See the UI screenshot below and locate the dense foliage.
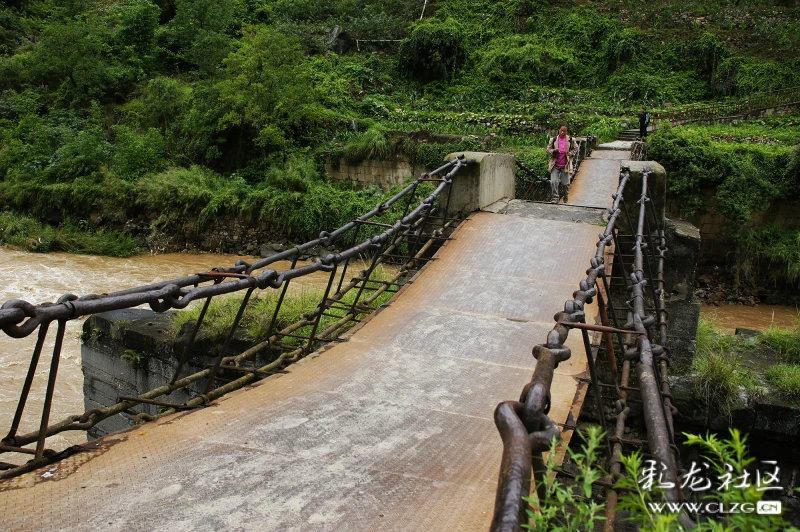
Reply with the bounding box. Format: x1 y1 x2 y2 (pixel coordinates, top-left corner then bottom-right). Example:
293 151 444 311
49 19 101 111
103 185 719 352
648 114 800 283
0 0 798 255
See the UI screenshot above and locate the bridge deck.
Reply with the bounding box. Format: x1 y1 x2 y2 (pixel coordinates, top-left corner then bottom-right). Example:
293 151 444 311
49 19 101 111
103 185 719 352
1 210 602 531
566 149 630 208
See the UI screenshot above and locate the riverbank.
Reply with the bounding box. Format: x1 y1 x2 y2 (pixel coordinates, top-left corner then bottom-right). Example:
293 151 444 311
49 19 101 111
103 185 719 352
695 263 800 307
0 211 141 257
0 209 346 260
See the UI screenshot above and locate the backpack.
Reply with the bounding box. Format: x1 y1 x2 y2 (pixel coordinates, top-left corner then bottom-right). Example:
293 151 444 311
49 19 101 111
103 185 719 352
644 112 650 125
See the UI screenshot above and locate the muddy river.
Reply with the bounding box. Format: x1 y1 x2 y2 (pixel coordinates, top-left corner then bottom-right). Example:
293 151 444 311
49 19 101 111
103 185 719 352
0 249 369 454
701 303 799 334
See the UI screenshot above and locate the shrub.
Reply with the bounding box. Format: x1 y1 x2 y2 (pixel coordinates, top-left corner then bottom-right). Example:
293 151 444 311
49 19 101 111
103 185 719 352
607 67 710 106
0 211 140 257
476 35 583 89
618 429 799 531
398 18 467 83
759 324 800 362
343 128 390 163
736 225 800 286
112 126 168 180
135 165 247 225
523 425 606 530
647 126 734 215
602 27 645 70
692 317 757 416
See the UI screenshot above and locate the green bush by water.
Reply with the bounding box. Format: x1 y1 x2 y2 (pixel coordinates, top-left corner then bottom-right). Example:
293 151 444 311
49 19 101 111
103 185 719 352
692 317 758 415
760 324 800 363
0 211 140 257
648 119 800 285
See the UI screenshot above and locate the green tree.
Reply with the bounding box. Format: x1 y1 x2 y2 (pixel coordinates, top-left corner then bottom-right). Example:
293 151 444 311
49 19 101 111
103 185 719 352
111 0 161 57
27 17 136 103
159 0 245 76
399 18 467 83
217 25 320 158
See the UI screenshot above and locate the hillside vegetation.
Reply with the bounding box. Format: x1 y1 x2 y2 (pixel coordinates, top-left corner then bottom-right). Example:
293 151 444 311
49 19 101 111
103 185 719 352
648 112 800 285
0 0 799 254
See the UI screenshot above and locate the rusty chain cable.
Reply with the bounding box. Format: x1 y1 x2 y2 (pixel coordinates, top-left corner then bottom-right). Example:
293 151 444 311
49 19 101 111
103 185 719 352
491 165 694 531
0 155 471 478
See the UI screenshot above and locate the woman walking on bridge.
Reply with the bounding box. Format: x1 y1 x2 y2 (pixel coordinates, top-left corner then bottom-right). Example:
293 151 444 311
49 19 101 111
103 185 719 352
547 124 578 203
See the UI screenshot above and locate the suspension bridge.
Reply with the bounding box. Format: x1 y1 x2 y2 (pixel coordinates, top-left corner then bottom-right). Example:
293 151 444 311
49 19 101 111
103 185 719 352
0 136 688 531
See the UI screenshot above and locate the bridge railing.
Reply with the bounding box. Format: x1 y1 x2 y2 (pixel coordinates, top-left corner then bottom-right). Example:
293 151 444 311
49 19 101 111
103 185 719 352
0 156 471 479
491 167 693 531
654 85 800 126
630 140 647 161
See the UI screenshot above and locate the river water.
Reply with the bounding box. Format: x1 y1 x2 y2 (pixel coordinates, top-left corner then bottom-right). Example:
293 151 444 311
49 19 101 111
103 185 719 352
700 303 799 334
0 249 363 455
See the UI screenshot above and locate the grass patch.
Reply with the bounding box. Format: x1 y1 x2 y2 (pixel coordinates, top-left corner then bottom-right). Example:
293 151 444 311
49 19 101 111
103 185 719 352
169 288 322 343
692 317 758 415
0 211 141 257
695 315 737 355
759 324 800 362
343 128 390 163
765 364 800 401
170 264 397 345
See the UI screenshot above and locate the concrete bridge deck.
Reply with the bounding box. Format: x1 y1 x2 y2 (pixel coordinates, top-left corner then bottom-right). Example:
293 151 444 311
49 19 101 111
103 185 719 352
567 144 632 209
0 147 632 531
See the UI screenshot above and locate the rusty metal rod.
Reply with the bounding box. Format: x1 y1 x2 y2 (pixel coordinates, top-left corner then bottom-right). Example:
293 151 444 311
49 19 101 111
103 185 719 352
561 322 645 336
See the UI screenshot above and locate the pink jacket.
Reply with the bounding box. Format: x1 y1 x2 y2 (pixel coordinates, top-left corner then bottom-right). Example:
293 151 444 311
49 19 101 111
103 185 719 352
547 135 578 173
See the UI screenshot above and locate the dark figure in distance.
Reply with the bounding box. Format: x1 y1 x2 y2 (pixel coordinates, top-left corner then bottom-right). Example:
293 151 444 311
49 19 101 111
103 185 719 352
638 107 650 138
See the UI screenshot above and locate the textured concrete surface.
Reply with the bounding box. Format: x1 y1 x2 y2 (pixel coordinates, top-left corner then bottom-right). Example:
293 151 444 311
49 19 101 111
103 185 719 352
484 198 606 225
0 211 601 532
590 149 631 160
566 158 622 209
443 152 515 216
596 140 633 150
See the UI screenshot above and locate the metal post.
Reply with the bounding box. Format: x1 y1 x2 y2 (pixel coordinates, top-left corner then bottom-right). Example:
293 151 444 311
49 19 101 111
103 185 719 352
306 265 339 352
336 226 361 295
204 287 255 394
580 323 612 457
170 290 217 387
3 322 50 443
267 256 299 338
35 320 66 460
